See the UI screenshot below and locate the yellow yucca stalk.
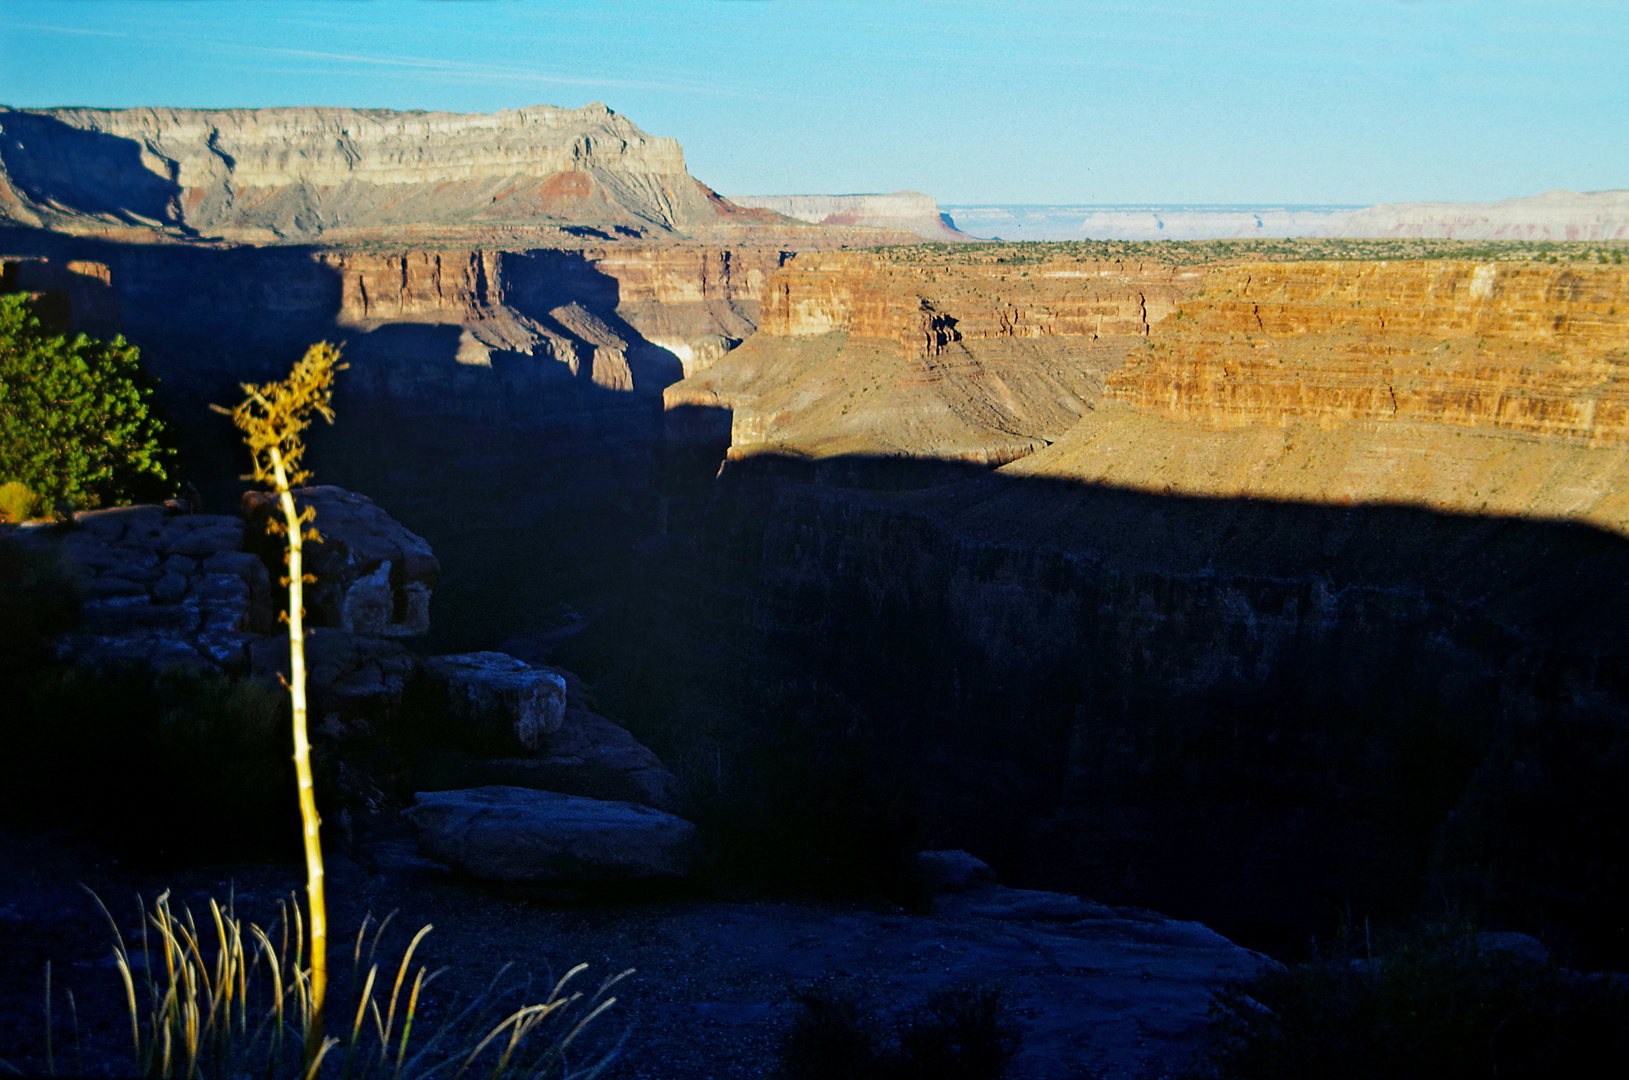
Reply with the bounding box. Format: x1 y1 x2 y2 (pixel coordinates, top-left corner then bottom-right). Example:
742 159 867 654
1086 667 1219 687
215 342 347 1067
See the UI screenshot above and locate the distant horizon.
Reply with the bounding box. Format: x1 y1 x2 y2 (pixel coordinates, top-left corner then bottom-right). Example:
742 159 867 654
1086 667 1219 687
2 1 1625 205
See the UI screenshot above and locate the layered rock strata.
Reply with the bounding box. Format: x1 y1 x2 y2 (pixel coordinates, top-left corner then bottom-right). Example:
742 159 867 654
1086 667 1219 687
0 103 921 246
660 247 1629 946
0 104 749 243
666 252 1198 463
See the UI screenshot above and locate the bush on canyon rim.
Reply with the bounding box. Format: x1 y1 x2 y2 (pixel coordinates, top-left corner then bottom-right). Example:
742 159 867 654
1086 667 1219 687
0 292 172 516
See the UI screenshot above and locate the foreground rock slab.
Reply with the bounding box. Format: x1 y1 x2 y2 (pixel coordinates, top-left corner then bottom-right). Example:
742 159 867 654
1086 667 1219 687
404 786 696 883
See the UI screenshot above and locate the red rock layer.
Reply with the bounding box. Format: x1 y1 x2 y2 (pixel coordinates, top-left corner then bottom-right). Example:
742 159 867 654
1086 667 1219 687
1109 261 1629 443
758 252 1200 356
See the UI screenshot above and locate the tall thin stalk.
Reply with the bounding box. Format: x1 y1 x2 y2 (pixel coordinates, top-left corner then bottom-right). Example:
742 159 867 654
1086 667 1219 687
216 342 346 1068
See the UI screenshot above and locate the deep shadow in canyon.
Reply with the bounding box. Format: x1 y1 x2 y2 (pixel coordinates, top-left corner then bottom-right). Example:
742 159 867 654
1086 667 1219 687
6 225 1627 972
563 444 1629 969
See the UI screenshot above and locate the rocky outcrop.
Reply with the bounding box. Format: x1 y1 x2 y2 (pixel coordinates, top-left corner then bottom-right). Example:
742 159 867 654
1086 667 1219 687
404 785 697 882
48 504 269 672
423 652 567 753
728 190 970 242
415 707 684 815
242 486 438 637
40 487 439 683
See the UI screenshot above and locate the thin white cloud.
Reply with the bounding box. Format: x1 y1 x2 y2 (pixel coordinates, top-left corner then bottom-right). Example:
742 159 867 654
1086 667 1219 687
1 20 756 98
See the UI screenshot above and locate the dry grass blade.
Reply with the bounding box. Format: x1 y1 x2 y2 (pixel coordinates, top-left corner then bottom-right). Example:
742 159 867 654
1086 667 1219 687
69 888 627 1080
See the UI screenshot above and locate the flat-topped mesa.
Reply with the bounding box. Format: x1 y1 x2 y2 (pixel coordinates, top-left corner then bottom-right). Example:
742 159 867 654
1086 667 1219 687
1331 189 1629 241
729 190 971 242
1109 260 1629 443
0 103 810 243
758 250 1198 356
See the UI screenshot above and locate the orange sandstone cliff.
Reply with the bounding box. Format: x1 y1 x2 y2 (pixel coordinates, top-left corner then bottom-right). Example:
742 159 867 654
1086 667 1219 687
669 250 1629 533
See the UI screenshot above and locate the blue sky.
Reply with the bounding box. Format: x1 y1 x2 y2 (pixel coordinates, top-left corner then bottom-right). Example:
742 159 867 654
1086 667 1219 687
1 1 1625 205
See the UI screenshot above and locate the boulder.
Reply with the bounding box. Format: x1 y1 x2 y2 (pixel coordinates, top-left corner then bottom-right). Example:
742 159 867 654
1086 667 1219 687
241 486 438 637
935 886 1116 922
250 628 413 734
424 652 567 753
416 739 682 814
404 786 697 883
915 849 999 895
1475 931 1551 965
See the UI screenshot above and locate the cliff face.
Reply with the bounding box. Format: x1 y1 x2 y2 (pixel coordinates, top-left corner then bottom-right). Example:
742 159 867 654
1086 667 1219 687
0 104 873 245
657 248 1629 950
757 251 1193 352
319 245 777 379
681 251 1629 528
667 251 1197 463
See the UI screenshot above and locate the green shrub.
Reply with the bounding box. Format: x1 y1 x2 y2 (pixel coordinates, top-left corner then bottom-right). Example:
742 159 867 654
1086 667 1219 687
775 984 1020 1080
1194 928 1629 1080
0 292 173 513
0 478 42 521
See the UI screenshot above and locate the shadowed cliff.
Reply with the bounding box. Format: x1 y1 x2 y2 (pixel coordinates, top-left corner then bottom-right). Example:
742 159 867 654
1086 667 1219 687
560 444 1629 965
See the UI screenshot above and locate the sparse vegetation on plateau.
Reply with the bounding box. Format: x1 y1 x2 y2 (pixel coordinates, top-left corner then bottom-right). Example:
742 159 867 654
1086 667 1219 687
883 238 1629 266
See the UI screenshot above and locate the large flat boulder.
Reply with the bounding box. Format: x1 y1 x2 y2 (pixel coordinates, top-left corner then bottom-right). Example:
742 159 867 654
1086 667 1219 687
404 786 696 883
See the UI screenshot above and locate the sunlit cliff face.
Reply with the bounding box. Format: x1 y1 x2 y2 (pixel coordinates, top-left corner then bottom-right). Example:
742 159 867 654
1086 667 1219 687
674 251 1629 534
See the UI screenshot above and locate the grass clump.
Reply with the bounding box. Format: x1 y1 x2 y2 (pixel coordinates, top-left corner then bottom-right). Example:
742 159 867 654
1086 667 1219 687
775 984 1019 1080
1193 926 1629 1079
4 890 628 1080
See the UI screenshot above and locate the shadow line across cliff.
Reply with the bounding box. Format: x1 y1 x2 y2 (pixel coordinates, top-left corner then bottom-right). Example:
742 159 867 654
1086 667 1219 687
575 442 1629 964
0 225 689 645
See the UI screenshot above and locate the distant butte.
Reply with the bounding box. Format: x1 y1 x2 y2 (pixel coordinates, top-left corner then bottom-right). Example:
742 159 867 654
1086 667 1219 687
728 189 972 242
0 103 918 247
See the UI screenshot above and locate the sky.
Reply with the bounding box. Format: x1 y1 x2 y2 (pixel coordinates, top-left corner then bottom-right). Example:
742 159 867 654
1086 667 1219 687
1 0 1626 206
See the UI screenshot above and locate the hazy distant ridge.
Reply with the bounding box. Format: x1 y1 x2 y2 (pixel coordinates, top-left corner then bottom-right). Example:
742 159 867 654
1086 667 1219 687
942 190 1629 242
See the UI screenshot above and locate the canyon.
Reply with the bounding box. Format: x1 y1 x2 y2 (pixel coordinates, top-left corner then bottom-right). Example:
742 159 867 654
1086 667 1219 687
5 104 1629 1074
656 247 1629 963
10 210 1629 964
